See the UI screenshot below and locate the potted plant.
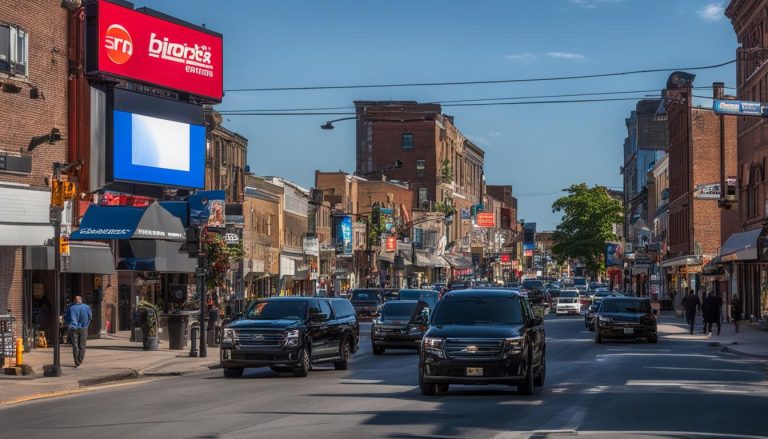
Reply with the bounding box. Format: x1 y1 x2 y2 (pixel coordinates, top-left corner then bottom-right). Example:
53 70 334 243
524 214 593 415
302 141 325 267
133 300 160 351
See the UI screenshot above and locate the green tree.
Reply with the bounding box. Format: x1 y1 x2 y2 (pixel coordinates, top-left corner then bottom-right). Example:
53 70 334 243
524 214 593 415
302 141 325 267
551 184 623 278
440 159 453 184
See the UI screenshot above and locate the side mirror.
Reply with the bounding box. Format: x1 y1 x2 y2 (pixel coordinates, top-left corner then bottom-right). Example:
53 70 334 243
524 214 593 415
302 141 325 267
310 312 328 323
528 317 543 327
413 315 426 325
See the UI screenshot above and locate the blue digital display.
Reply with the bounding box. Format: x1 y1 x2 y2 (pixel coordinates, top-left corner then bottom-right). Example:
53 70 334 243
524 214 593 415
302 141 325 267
113 110 205 188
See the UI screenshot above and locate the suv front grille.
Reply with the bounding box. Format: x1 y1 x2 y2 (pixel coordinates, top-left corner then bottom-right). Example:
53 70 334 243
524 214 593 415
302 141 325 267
234 329 285 348
444 338 504 360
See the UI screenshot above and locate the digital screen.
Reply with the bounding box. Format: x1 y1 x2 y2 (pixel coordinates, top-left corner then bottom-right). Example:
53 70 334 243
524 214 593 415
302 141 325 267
112 109 205 188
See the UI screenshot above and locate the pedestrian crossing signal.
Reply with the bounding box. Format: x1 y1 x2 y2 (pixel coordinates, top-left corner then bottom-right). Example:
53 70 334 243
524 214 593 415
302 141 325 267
59 235 70 256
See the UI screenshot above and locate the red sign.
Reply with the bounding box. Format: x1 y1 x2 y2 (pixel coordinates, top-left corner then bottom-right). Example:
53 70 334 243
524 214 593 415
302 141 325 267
94 0 223 101
476 212 496 228
385 236 397 252
500 254 511 263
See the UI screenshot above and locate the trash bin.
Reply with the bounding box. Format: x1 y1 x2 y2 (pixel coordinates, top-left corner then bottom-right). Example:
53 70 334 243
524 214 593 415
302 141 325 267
166 313 189 350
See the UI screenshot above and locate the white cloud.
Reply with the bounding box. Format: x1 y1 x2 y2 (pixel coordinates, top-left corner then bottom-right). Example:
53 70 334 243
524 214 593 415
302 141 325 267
546 51 587 61
569 0 624 8
697 2 725 22
506 53 537 62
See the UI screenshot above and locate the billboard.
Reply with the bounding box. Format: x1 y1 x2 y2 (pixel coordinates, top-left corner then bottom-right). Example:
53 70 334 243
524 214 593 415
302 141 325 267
89 0 223 101
693 182 721 200
110 88 205 188
476 212 495 227
334 215 352 256
606 242 623 267
189 190 226 227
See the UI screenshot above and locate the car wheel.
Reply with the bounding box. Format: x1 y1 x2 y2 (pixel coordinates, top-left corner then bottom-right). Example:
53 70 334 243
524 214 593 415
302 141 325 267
648 334 658 343
517 350 534 395
293 347 310 377
436 383 450 393
223 367 244 378
334 338 351 370
534 351 546 387
269 365 292 373
419 367 437 396
372 345 385 355
595 330 605 344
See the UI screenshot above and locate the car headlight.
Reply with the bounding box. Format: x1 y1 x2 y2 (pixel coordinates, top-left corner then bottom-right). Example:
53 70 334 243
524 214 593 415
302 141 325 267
422 337 445 358
598 316 613 327
285 329 300 347
503 337 523 355
222 328 235 344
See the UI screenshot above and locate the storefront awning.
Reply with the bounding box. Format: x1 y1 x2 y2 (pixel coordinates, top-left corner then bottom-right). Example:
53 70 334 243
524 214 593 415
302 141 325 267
414 251 450 268
720 229 761 262
660 254 703 268
24 243 116 274
71 203 186 241
378 251 395 263
442 255 473 269
116 240 196 273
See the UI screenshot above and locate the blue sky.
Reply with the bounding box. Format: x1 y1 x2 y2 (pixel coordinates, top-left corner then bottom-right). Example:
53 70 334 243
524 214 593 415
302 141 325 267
138 0 737 230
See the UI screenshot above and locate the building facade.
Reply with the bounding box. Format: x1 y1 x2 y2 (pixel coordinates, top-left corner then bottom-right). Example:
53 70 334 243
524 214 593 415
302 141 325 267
243 175 282 298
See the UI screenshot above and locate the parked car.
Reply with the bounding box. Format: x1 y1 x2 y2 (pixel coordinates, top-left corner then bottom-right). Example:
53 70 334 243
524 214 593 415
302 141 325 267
220 297 360 378
418 289 546 395
555 289 581 315
372 300 430 354
585 302 600 331
594 297 658 344
448 280 472 291
349 288 383 317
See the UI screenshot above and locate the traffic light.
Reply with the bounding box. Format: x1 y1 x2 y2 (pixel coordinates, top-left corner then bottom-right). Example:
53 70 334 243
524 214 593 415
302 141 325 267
470 205 477 217
371 203 381 228
186 226 200 257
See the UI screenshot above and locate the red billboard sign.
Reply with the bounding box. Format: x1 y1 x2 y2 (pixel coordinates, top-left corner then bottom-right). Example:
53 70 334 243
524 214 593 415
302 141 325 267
92 0 223 101
476 212 496 228
385 236 397 252
500 254 511 263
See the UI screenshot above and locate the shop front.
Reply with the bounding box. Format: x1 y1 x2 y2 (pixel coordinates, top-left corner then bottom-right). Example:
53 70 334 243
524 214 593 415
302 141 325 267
660 255 705 310
442 255 474 280
720 229 765 322
413 250 449 287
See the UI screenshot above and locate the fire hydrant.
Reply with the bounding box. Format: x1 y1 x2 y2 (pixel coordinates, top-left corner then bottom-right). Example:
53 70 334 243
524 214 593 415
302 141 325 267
15 337 23 366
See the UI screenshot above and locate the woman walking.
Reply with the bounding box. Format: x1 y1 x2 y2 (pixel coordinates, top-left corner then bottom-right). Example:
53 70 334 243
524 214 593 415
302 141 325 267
731 295 743 333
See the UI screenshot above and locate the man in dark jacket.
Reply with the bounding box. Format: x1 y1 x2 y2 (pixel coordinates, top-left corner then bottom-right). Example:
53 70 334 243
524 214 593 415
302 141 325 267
681 289 700 335
64 296 92 368
703 292 723 335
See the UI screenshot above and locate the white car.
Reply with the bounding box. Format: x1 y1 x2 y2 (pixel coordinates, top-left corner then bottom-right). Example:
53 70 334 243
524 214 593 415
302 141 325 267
556 289 581 315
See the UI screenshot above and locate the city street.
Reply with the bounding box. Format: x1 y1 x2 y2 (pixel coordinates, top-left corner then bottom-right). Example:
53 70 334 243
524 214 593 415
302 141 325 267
2 316 766 439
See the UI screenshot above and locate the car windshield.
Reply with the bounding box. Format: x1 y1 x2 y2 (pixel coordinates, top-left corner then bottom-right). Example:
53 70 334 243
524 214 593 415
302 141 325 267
600 299 651 313
381 302 417 320
560 291 579 298
432 297 523 325
399 290 422 300
522 280 544 289
245 300 308 320
351 290 379 301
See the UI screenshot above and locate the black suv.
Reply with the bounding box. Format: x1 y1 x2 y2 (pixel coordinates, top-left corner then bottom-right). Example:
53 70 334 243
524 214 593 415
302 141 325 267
521 279 545 305
418 289 546 396
220 297 360 378
594 296 657 344
349 288 383 317
372 300 430 354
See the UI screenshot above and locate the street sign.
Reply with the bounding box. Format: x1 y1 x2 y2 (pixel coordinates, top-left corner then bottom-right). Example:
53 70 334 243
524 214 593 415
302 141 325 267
476 212 495 227
693 182 721 200
713 100 765 117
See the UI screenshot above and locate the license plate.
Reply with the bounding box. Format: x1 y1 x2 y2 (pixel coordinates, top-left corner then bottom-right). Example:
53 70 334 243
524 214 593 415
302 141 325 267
623 328 634 334
466 367 483 377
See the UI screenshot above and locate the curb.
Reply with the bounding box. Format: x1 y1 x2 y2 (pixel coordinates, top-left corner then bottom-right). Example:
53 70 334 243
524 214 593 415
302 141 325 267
77 369 139 387
719 345 768 360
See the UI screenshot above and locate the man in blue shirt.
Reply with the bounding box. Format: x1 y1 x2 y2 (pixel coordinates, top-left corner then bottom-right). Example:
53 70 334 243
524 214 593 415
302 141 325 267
65 296 92 368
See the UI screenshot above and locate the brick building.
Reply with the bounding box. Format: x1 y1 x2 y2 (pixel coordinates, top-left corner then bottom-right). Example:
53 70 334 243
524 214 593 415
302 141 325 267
354 101 484 254
205 109 247 204
243 175 282 298
660 72 737 302
0 1 120 347
726 0 768 321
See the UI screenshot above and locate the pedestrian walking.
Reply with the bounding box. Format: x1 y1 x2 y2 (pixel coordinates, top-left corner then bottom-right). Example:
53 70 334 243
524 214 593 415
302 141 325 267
702 292 719 335
64 296 92 368
731 295 743 333
681 289 700 335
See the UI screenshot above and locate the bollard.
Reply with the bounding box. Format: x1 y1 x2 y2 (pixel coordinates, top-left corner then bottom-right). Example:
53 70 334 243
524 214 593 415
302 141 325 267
16 337 23 366
189 324 199 358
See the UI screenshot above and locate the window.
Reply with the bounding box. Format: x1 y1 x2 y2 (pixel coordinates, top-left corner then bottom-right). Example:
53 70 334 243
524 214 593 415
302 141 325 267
0 24 28 77
416 160 426 177
318 300 333 319
402 133 413 149
418 187 428 208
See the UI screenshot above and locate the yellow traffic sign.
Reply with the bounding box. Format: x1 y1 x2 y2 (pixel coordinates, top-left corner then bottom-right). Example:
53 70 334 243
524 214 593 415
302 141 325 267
50 180 63 207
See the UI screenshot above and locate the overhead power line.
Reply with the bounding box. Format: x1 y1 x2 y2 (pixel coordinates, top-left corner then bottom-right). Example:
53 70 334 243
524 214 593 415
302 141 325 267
223 59 736 92
217 86 734 114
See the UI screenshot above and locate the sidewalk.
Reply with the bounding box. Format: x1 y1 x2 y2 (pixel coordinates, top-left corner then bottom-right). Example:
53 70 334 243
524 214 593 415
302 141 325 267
0 331 220 406
657 311 768 359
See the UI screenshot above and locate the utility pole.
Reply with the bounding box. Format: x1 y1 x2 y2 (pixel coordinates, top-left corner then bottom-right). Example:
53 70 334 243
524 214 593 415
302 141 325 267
198 248 207 358
44 161 79 378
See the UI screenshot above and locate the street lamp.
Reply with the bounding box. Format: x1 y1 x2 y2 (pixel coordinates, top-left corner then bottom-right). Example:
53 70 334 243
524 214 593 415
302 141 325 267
320 117 358 130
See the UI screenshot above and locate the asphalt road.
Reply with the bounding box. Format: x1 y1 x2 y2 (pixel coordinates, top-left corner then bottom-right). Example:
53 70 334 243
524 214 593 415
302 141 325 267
2 315 767 439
